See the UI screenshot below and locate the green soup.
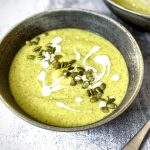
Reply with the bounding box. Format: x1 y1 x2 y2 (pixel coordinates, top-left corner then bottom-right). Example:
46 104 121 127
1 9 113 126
112 0 150 15
9 28 128 127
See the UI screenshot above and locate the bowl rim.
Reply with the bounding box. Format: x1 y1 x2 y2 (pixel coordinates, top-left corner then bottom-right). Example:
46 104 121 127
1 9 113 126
0 8 144 132
105 0 150 18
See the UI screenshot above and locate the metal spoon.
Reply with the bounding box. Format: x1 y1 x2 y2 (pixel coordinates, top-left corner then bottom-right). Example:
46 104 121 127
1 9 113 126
122 119 150 150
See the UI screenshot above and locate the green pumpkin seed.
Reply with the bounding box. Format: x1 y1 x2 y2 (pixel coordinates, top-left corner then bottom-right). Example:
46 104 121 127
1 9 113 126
87 76 95 81
89 89 94 96
77 79 83 84
62 70 71 77
27 55 36 59
90 97 98 103
77 67 85 72
107 103 117 109
32 37 40 45
69 59 76 64
82 81 89 89
86 69 93 74
60 62 65 68
63 62 68 67
99 83 106 90
95 93 102 99
68 67 74 70
87 89 91 97
70 79 77 86
33 46 42 52
71 72 78 78
101 107 109 113
95 87 103 94
78 71 84 76
93 88 97 95
54 55 63 60
53 61 61 69
107 96 115 104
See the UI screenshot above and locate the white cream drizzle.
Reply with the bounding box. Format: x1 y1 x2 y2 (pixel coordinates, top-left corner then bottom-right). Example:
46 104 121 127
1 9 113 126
75 97 83 103
83 45 100 72
38 71 46 81
56 101 80 112
83 46 111 82
40 60 49 69
112 74 120 81
73 47 81 60
51 36 62 53
99 101 106 108
38 70 63 96
94 55 111 77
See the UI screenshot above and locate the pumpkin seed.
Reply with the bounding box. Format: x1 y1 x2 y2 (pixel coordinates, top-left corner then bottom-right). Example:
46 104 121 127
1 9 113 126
68 67 74 70
71 72 78 78
107 103 117 109
95 87 103 94
77 79 83 84
99 83 106 90
32 37 40 45
90 97 98 103
77 67 85 72
60 62 65 68
86 69 93 74
27 55 36 59
95 93 102 99
82 81 89 89
70 79 77 86
53 61 61 69
87 89 91 97
87 75 95 81
93 88 97 95
63 62 68 68
101 107 109 113
107 96 115 104
33 46 42 52
62 70 71 77
69 59 76 64
54 55 63 60
78 71 84 76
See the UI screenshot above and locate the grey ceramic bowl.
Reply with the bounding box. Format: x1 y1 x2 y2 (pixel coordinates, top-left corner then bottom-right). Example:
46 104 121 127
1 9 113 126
104 0 150 30
0 9 144 131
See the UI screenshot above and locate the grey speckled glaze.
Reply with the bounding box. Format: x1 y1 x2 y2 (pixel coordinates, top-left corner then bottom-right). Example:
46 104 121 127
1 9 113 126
104 0 150 30
0 9 144 132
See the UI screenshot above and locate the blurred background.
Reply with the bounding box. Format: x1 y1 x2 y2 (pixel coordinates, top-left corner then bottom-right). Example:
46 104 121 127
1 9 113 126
0 0 150 150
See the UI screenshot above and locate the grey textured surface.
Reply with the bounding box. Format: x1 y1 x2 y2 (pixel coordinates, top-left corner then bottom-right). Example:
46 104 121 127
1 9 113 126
0 0 149 150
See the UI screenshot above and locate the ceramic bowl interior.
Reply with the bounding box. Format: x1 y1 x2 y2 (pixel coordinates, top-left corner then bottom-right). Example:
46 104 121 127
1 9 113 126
0 9 144 131
104 0 150 30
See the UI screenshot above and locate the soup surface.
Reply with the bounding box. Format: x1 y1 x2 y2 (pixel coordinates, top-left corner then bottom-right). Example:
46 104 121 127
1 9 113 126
112 0 150 15
9 28 128 127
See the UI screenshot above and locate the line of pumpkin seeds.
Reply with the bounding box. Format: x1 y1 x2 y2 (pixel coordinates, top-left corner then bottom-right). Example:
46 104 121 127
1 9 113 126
26 37 117 112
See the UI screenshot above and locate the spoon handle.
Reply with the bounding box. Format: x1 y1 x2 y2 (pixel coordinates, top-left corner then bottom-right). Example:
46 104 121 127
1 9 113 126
122 119 150 150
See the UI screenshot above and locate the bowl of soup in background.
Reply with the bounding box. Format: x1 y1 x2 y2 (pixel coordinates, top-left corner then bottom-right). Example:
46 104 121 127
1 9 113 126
0 9 144 131
104 0 150 30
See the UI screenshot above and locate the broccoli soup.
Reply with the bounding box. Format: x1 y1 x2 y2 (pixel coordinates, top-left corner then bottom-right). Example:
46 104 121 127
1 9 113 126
112 0 150 15
9 28 128 127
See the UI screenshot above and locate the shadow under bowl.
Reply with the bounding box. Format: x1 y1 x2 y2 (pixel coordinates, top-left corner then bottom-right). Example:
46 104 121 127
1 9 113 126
104 0 150 30
0 9 144 131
